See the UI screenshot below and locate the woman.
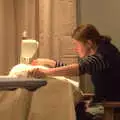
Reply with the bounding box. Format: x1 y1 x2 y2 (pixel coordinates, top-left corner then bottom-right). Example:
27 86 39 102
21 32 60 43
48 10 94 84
29 24 120 119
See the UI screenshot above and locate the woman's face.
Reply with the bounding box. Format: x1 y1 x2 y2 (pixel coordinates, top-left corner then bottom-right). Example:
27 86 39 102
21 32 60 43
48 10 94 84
72 39 93 58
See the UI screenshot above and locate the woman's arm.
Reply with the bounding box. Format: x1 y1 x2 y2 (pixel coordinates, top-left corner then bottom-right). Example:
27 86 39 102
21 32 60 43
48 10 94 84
28 63 80 78
45 63 79 77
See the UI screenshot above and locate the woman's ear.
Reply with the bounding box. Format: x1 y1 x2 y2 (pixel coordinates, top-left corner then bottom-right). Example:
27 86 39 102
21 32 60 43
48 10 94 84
86 40 94 49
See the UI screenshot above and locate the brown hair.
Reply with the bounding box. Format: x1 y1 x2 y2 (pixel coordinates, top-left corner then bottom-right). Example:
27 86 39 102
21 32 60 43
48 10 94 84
72 24 111 44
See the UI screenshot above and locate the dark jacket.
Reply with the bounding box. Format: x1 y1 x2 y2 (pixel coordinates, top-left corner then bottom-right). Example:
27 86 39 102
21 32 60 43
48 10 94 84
92 40 120 102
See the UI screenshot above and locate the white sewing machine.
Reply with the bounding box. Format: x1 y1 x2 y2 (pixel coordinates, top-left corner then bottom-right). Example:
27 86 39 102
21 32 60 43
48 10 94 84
20 39 39 64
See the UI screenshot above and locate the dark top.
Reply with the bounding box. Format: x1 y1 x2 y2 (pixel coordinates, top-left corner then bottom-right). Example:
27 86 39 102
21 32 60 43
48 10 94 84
79 39 120 102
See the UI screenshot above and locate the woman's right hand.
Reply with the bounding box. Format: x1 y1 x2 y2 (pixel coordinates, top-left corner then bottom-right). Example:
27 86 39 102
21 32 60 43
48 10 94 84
28 68 47 78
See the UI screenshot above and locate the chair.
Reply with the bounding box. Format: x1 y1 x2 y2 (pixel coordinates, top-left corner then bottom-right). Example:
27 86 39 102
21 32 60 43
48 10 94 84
102 101 120 120
82 93 120 120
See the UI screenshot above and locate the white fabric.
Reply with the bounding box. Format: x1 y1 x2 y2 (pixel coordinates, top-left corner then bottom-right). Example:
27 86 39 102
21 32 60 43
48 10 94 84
8 64 48 78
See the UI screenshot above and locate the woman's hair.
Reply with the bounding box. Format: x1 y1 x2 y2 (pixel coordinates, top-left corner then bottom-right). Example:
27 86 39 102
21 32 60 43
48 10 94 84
72 24 111 45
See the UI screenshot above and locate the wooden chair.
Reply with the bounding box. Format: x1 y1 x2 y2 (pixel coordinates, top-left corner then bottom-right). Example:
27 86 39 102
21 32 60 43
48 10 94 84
102 101 120 120
83 93 120 120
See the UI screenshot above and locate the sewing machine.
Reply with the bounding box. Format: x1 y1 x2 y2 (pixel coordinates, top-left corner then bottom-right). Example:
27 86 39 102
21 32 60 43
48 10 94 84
20 38 39 64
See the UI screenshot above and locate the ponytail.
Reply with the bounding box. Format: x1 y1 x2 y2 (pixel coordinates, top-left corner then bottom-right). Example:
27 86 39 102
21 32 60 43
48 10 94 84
99 35 112 43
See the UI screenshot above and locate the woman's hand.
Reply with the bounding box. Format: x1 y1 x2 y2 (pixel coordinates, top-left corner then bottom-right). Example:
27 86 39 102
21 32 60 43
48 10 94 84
28 68 47 78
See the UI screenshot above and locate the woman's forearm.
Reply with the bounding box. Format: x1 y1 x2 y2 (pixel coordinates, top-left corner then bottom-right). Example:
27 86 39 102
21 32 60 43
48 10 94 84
45 63 79 77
